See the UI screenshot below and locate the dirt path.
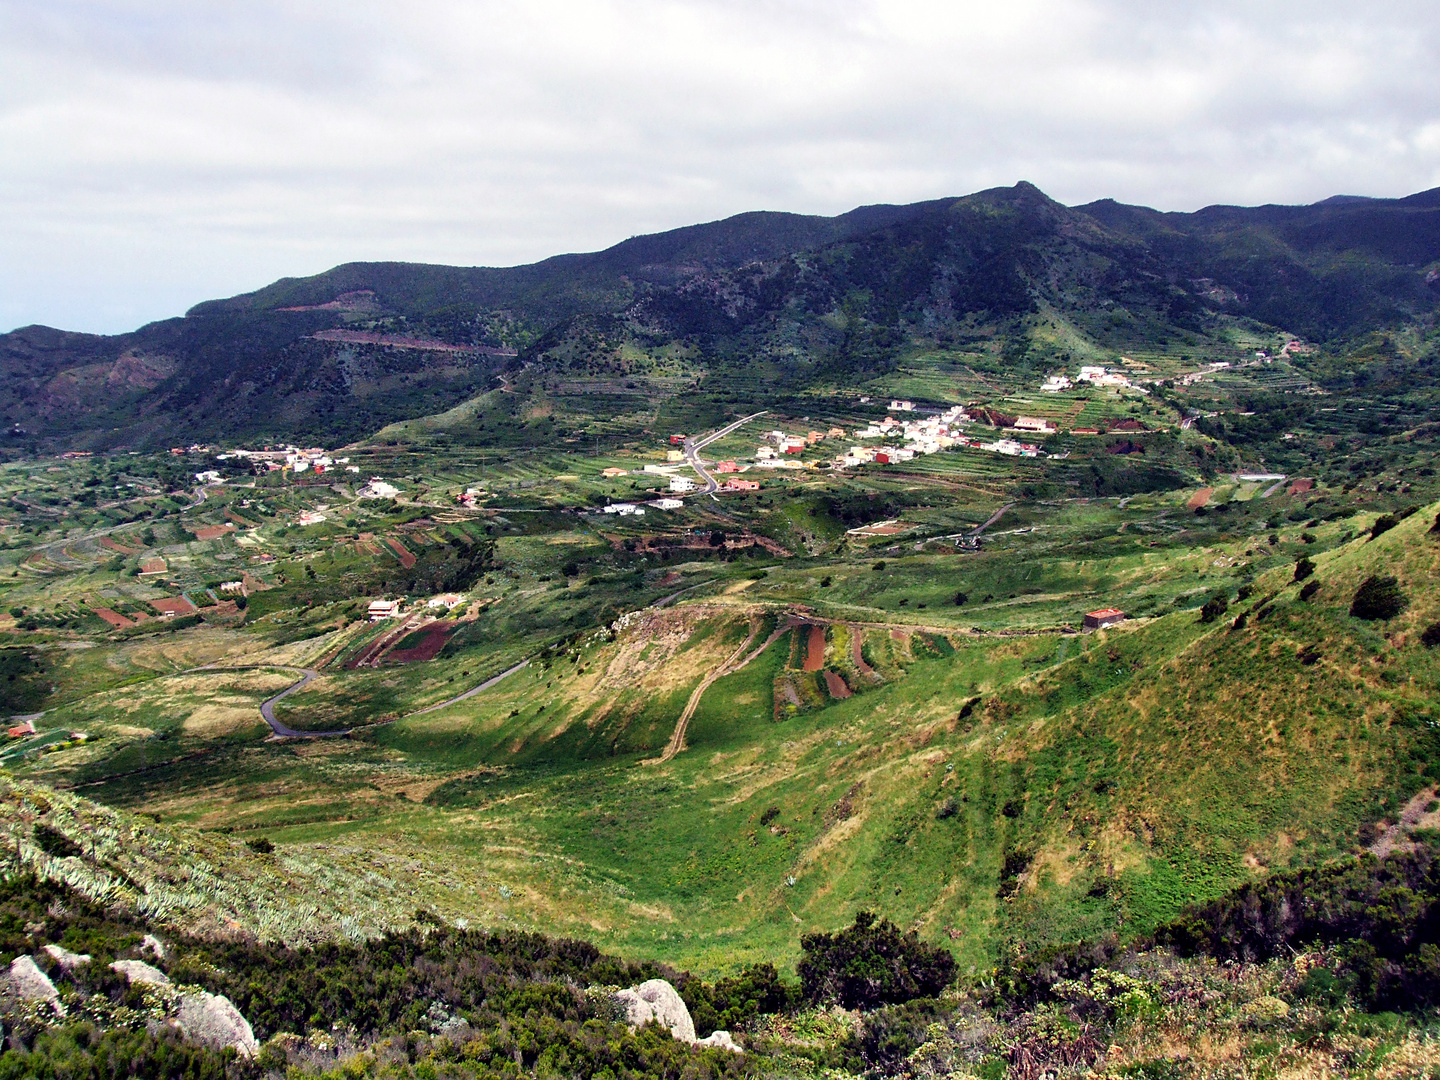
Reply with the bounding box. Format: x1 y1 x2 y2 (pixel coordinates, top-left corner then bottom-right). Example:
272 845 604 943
647 616 785 765
1370 786 1440 857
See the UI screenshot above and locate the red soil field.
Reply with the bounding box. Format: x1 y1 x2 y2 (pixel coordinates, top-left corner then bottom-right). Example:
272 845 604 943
385 537 417 569
851 628 875 676
192 524 236 541
803 625 826 672
823 670 852 699
383 622 455 664
1186 487 1214 510
91 608 133 629
100 537 141 554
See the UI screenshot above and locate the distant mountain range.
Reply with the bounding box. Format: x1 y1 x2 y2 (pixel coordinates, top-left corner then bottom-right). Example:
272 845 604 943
4 183 1438 450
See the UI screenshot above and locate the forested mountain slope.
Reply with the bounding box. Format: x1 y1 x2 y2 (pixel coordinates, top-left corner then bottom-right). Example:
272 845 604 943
2 184 1437 450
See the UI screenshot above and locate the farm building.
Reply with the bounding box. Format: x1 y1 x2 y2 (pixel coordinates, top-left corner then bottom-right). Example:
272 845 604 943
1083 608 1126 630
369 599 403 621
7 720 35 739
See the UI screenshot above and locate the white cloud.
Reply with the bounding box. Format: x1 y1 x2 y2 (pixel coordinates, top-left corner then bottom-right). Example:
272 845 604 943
2 0 1439 332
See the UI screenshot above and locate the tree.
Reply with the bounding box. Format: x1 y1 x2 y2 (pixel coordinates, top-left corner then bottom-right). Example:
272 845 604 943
1350 575 1408 621
1199 594 1229 623
1294 557 1315 582
797 911 955 1009
1370 514 1400 540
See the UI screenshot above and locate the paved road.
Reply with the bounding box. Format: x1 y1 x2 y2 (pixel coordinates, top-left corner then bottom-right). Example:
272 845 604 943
682 411 767 495
408 659 530 715
256 667 351 738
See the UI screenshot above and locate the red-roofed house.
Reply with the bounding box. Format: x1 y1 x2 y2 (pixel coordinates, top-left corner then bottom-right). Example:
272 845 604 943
1083 608 1126 630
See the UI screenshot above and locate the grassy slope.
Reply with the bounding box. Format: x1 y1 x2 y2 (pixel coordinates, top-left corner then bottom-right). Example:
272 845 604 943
184 503 1425 974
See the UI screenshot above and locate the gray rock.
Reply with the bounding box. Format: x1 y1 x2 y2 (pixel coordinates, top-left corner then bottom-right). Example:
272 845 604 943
42 944 91 970
176 990 259 1057
698 1030 744 1053
110 959 169 986
141 934 168 961
615 979 696 1043
9 956 65 1015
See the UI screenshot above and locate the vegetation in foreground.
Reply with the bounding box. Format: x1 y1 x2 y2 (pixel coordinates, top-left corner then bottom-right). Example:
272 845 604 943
6 840 1440 1079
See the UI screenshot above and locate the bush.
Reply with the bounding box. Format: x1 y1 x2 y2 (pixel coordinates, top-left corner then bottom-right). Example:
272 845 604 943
245 837 275 854
1350 575 1409 621
953 591 968 606
1371 514 1400 540
1421 622 1440 649
1294 557 1315 582
1299 580 1321 601
798 911 956 1009
32 823 81 859
1198 594 1229 623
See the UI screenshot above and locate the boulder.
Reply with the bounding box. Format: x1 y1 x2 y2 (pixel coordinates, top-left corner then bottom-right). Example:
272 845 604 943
111 959 169 986
141 934 169 961
176 990 259 1057
9 955 65 1015
698 1029 744 1053
614 979 696 1043
42 944 91 970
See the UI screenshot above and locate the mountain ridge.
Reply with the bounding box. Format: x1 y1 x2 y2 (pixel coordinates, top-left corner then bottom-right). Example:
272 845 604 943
3 182 1438 450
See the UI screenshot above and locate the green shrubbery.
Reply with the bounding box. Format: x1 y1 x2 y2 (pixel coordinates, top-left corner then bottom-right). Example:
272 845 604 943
797 911 955 1009
1350 574 1409 620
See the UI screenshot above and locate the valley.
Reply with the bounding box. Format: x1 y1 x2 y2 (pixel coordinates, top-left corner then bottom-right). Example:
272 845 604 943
0 184 1438 1076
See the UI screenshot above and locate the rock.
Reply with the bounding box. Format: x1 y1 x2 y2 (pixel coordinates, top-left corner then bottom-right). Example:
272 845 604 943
43 944 91 970
176 990 259 1057
141 934 168 961
111 959 169 986
615 979 696 1043
698 1029 744 1053
9 956 65 1015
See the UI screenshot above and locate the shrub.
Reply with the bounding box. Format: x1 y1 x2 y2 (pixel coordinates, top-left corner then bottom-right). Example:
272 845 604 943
1198 594 1229 623
873 561 886 571
1294 557 1315 582
245 837 275 854
1421 622 1440 649
953 591 968 606
798 911 956 1009
1370 514 1400 540
1299 580 1321 601
32 823 81 859
1350 575 1409 620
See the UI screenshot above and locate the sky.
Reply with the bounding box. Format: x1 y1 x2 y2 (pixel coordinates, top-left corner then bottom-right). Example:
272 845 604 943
3 0 1439 335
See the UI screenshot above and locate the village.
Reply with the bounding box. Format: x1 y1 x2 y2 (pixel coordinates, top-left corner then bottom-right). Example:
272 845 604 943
587 359 1180 514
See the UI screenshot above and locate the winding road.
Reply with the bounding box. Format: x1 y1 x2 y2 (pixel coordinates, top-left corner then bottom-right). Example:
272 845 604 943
256 667 346 738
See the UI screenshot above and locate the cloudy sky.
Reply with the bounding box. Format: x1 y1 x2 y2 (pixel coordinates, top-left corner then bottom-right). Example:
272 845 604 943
4 0 1439 334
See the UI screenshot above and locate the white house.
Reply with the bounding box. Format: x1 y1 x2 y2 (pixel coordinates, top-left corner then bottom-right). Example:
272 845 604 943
888 399 915 412
368 599 402 621
669 476 697 493
1013 416 1056 434
358 479 399 499
649 498 684 510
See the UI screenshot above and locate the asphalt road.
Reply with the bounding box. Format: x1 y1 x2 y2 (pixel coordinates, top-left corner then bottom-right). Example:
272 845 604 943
681 411 767 495
256 667 351 738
